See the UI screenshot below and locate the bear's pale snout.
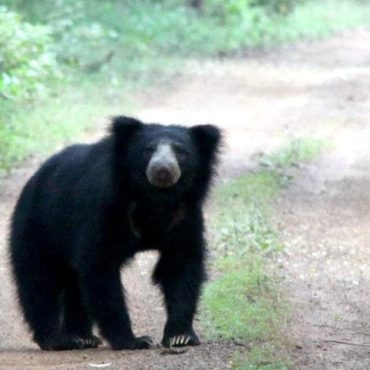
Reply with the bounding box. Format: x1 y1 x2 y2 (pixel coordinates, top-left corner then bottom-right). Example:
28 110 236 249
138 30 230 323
146 142 181 188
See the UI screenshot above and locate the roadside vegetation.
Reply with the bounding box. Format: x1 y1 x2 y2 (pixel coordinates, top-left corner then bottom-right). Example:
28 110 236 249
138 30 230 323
1 0 370 174
201 137 325 369
0 0 363 367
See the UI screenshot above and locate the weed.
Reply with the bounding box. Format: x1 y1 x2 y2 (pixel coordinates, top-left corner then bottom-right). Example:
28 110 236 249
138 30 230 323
201 260 285 342
260 137 326 169
201 137 327 369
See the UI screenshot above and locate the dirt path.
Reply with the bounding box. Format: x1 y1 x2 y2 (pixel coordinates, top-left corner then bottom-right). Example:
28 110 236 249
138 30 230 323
1 29 370 369
279 125 370 370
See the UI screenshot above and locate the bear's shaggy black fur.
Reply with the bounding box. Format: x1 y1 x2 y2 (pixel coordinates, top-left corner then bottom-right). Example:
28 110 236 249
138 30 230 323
10 116 222 351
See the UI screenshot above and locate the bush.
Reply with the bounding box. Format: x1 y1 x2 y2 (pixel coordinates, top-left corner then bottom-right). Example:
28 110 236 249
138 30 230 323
2 1 119 70
204 0 253 21
0 7 60 99
39 1 118 69
251 0 304 15
204 0 301 21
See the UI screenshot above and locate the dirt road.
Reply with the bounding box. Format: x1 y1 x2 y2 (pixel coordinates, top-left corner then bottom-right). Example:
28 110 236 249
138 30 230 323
1 29 370 369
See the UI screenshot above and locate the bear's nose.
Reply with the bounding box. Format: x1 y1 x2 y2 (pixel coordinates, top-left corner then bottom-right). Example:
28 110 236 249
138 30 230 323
155 167 171 182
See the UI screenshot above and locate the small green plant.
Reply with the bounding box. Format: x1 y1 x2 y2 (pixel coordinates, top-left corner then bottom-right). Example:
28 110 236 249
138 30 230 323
200 170 289 369
200 168 288 351
201 137 327 369
260 137 326 169
201 260 285 342
212 171 283 258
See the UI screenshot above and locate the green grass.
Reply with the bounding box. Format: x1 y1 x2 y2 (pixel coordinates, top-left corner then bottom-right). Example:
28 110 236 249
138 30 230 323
211 0 370 51
260 137 327 168
201 171 289 368
0 82 138 176
1 0 369 174
270 0 370 44
201 262 285 342
212 171 283 259
200 137 327 369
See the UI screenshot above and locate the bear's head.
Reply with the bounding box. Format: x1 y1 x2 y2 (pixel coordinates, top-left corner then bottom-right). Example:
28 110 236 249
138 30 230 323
112 116 222 202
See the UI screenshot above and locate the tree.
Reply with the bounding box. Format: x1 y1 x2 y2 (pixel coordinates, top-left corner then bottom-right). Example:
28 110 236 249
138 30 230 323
189 0 203 11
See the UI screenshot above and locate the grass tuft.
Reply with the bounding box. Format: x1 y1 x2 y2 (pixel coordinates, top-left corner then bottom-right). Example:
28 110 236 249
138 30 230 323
212 171 283 259
201 136 327 369
201 262 285 342
260 137 326 169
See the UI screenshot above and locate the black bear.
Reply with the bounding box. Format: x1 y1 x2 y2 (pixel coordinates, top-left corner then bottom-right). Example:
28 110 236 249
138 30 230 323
10 116 222 351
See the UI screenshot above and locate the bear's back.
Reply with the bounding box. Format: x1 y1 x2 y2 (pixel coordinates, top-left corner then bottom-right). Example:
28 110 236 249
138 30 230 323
10 141 114 258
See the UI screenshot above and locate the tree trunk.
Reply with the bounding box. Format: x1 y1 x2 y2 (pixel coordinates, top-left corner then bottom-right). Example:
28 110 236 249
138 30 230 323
189 0 203 11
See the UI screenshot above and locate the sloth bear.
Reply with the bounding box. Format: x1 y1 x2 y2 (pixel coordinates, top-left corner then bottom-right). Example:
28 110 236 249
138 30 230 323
10 116 222 351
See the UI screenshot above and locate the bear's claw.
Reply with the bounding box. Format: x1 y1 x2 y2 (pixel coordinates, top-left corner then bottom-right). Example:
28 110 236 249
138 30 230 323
167 334 197 348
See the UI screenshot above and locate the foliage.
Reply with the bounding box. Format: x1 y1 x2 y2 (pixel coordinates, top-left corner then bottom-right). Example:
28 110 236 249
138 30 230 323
2 0 370 82
260 137 326 168
33 1 119 69
201 170 284 342
213 171 282 258
200 170 289 368
7 0 370 62
0 83 136 175
201 0 370 52
201 137 326 369
204 0 300 21
1 0 369 172
261 0 370 44
204 0 254 20
202 264 283 341
200 171 284 367
251 0 304 15
0 7 59 99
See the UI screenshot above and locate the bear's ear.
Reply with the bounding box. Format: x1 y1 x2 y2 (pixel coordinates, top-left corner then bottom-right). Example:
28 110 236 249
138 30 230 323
111 115 143 138
190 124 223 158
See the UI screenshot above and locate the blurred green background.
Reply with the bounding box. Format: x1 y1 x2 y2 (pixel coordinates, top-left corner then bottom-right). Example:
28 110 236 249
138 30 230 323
1 0 370 173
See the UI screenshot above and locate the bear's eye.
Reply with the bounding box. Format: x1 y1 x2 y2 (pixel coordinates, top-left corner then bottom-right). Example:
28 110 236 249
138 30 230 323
174 146 189 160
143 147 154 160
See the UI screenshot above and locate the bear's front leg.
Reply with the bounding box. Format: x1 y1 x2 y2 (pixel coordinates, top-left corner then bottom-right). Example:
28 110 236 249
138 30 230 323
153 246 206 348
81 264 156 350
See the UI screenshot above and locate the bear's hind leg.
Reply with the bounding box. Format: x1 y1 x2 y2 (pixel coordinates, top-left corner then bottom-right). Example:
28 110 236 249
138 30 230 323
62 272 102 349
13 251 93 351
13 254 66 350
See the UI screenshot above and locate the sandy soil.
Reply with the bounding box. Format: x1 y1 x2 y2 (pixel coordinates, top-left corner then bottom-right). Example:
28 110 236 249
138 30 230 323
279 125 370 370
0 29 370 369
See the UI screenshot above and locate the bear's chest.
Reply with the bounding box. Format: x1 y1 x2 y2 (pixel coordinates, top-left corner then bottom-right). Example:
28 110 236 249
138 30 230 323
128 202 185 246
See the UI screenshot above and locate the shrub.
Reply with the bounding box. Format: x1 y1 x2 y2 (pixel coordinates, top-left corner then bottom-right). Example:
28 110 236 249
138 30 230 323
0 7 60 99
251 0 304 15
204 0 301 22
2 1 119 70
